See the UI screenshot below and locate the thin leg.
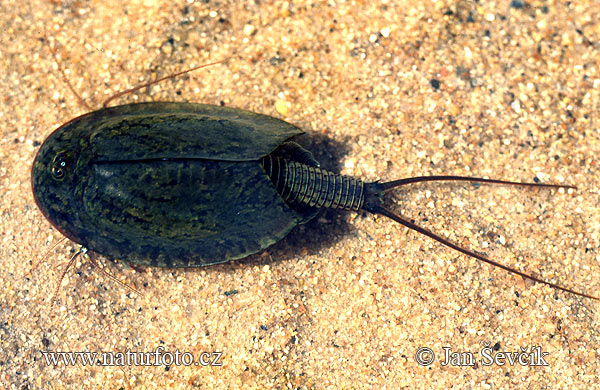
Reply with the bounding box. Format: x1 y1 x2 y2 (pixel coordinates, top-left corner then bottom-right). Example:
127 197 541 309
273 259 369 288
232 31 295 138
87 251 143 297
28 236 67 277
50 247 84 306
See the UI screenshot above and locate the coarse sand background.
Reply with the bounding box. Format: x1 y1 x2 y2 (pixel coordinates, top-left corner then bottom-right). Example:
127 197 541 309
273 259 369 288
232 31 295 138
2 0 599 388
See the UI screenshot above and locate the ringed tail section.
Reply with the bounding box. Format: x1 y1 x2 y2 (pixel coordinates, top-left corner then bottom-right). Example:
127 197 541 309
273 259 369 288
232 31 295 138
260 155 365 211
263 159 595 300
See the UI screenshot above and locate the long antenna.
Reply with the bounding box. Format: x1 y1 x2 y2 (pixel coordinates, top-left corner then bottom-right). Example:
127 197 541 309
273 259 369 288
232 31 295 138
48 36 229 110
49 45 92 111
102 59 228 108
372 205 597 300
379 175 576 192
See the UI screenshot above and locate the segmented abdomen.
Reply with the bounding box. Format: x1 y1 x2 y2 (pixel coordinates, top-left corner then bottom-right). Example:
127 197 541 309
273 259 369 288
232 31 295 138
260 156 364 211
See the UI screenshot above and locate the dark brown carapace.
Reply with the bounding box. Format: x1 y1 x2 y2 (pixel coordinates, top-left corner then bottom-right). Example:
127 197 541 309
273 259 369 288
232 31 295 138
44 46 597 301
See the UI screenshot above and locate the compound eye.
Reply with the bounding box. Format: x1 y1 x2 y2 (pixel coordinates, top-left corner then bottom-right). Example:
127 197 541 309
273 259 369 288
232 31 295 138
51 151 68 180
52 165 65 179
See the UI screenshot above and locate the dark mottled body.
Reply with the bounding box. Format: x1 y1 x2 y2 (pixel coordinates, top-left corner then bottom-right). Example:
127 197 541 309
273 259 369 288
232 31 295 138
32 102 332 267
32 100 594 298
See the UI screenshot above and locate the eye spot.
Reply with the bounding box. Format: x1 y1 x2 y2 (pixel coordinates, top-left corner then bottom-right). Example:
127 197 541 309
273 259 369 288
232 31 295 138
52 166 65 179
51 151 68 180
